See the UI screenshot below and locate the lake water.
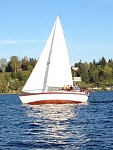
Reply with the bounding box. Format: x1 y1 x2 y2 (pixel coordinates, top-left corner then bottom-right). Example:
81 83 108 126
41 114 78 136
0 91 113 150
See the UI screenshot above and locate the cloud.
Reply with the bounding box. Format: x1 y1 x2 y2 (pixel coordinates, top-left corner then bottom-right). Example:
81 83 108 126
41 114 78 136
0 40 17 44
0 40 45 45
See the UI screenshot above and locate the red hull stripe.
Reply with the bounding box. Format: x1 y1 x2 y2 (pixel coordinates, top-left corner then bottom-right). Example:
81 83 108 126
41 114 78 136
28 100 82 105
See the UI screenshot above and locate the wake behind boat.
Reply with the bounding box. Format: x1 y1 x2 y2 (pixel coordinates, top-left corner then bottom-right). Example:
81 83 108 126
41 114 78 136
19 16 89 105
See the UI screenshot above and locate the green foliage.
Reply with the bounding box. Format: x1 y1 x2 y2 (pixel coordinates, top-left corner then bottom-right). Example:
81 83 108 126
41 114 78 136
74 56 113 88
16 71 31 81
10 56 21 73
99 57 106 67
0 58 7 74
0 55 113 93
0 55 37 93
103 64 112 79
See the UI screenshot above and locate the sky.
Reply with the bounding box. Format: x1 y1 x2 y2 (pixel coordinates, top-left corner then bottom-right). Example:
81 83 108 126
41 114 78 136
0 0 113 65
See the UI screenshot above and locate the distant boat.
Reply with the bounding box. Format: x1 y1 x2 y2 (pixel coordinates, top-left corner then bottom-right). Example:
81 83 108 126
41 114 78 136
19 16 89 105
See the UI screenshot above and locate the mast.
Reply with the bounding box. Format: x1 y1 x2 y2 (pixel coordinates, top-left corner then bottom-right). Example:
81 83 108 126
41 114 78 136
42 18 57 92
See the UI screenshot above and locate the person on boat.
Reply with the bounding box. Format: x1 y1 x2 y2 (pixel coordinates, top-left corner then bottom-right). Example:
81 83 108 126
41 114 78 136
66 85 70 91
63 85 66 90
75 85 80 91
70 85 73 91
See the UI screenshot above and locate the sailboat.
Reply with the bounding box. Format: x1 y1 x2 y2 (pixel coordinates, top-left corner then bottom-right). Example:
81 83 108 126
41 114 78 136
19 16 89 105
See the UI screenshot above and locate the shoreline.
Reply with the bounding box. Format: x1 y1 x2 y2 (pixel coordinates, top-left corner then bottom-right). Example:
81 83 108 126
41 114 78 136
1 89 113 95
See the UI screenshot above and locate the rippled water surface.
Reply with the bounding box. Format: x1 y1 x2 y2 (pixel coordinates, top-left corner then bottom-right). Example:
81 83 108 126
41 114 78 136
0 91 113 150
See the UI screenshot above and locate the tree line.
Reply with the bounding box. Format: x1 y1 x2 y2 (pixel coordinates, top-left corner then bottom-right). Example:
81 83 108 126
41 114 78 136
0 56 37 93
73 57 113 89
0 56 113 93
0 56 37 73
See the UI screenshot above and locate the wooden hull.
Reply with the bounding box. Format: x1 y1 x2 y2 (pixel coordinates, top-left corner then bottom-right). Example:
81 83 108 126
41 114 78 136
19 91 88 105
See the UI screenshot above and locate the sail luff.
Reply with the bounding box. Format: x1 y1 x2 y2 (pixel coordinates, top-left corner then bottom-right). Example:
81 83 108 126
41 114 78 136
42 20 57 92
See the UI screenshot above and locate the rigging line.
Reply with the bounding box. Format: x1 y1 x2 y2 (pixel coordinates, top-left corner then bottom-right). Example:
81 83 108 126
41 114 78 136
42 19 57 92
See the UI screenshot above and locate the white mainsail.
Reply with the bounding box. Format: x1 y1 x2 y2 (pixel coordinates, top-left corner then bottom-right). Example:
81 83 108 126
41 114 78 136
22 16 73 93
